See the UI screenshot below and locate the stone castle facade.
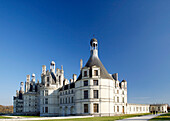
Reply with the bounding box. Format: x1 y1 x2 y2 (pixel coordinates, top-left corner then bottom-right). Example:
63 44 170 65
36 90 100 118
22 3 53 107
13 38 168 116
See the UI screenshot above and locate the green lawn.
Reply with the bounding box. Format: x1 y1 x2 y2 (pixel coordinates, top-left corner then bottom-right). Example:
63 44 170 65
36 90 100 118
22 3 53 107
18 115 40 118
150 113 170 120
0 116 12 119
32 113 151 121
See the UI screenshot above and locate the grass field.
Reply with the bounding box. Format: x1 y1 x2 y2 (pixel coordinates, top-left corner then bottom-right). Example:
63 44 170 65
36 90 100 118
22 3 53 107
31 113 151 121
0 116 12 119
150 113 170 120
17 116 40 118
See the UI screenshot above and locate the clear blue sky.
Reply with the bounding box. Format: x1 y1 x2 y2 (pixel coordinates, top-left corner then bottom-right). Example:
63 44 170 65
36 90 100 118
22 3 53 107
0 0 170 105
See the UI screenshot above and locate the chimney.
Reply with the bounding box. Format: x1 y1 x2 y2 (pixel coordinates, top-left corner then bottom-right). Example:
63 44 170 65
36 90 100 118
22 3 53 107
20 82 24 93
73 74 77 82
70 79 73 83
42 65 46 74
26 75 30 82
80 59 83 71
16 90 19 97
32 73 36 82
61 65 64 73
112 73 118 81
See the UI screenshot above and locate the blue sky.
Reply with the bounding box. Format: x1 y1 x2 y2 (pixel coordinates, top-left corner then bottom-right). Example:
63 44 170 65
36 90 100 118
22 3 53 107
0 0 170 105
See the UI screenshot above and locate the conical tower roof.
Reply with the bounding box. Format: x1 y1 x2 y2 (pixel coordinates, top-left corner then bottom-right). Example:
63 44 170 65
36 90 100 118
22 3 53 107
77 38 113 80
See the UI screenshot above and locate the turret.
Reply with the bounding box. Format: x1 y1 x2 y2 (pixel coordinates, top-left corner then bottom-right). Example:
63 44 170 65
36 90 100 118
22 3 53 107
90 38 98 57
50 61 55 72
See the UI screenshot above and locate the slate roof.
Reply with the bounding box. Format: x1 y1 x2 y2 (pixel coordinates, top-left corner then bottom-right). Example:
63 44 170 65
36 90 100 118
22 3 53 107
77 55 113 80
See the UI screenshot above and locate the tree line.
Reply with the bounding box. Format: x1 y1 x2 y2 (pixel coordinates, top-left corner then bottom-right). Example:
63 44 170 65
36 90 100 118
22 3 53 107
0 105 13 114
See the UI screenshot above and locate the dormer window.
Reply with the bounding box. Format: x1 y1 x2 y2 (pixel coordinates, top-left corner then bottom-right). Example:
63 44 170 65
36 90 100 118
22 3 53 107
94 70 98 76
84 71 87 77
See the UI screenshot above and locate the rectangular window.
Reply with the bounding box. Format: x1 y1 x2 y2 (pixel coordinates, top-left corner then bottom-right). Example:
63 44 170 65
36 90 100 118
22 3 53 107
93 90 98 99
72 97 74 103
93 80 98 86
94 70 98 76
84 80 88 86
117 90 119 94
93 104 99 113
117 106 119 112
45 98 48 104
84 90 88 99
60 98 62 104
45 90 48 96
158 107 160 111
45 107 48 113
117 97 119 103
84 71 87 77
84 104 88 113
122 97 124 103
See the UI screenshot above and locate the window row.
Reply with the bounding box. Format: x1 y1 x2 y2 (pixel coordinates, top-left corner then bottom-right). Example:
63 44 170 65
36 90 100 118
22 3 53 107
84 80 98 86
60 97 74 104
113 97 125 103
84 103 99 113
83 70 99 77
130 106 149 112
113 106 125 112
116 90 125 94
60 90 74 96
84 90 98 99
42 107 48 113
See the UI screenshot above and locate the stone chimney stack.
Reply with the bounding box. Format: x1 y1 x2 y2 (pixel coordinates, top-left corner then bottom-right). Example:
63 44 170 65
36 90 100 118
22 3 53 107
26 75 30 82
25 75 30 93
80 59 83 71
70 79 73 83
16 90 19 97
42 65 46 74
73 74 77 82
20 82 24 93
59 65 64 87
112 73 118 81
32 73 36 82
61 65 63 73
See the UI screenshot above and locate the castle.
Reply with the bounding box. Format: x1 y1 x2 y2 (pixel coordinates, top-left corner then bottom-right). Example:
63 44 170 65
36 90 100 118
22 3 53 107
13 38 168 116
